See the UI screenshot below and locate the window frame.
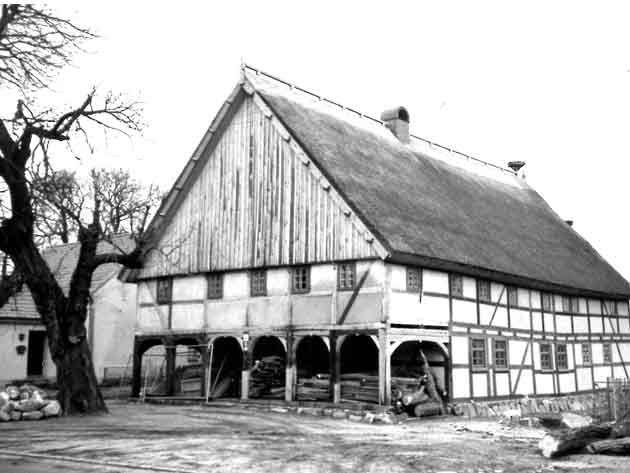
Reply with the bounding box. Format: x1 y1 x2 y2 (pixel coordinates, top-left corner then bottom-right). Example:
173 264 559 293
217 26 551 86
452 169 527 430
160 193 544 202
562 296 572 313
493 338 509 371
156 277 172 305
541 293 552 312
477 280 491 303
470 337 488 371
603 342 613 364
540 343 553 371
507 287 518 307
337 262 356 291
206 272 223 299
291 266 311 294
250 269 267 297
581 343 592 365
406 267 422 293
556 343 568 371
450 274 463 298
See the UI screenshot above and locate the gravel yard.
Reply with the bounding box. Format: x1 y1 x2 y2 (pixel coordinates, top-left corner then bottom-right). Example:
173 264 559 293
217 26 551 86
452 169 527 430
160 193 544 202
0 401 627 472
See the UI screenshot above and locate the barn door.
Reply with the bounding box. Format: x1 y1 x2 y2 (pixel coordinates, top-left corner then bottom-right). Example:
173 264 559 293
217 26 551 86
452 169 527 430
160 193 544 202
27 330 47 377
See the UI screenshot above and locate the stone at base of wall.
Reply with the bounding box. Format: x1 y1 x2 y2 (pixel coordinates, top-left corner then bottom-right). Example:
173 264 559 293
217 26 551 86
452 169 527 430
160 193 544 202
452 391 608 419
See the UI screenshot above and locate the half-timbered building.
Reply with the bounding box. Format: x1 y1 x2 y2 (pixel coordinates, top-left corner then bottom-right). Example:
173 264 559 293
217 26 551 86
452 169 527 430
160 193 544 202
128 65 630 404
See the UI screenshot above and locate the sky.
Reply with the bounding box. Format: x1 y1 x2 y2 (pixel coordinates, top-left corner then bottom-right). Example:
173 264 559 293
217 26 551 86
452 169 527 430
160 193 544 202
35 1 630 280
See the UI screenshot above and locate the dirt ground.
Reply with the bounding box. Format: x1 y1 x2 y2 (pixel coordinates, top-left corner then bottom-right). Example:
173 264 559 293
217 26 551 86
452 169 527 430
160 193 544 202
0 401 626 473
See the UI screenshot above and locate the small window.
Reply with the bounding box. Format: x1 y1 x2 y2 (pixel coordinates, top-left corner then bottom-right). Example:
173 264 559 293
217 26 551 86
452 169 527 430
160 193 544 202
337 263 356 291
603 301 615 315
477 280 491 302
187 348 200 364
250 270 267 296
450 274 463 298
507 287 518 307
581 343 592 365
540 343 553 370
603 342 612 363
406 267 421 292
156 278 172 305
471 338 487 369
556 343 568 370
291 266 310 294
542 293 552 312
493 339 508 370
562 296 571 313
207 273 223 299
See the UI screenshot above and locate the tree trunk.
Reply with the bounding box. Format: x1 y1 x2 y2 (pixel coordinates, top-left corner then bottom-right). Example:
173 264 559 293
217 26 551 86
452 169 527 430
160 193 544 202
56 337 107 414
586 437 630 455
538 424 613 458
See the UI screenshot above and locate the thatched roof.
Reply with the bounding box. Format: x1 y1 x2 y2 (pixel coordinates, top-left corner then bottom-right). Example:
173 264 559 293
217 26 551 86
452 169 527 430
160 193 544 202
247 71 630 298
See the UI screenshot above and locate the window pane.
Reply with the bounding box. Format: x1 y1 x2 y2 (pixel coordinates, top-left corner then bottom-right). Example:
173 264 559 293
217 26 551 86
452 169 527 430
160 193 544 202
292 266 310 293
471 338 486 368
338 263 355 290
581 344 592 364
207 273 223 299
450 275 463 297
406 268 421 292
603 343 612 363
494 339 507 368
508 287 518 306
157 278 172 304
251 270 267 296
540 344 552 369
478 281 490 302
556 344 568 370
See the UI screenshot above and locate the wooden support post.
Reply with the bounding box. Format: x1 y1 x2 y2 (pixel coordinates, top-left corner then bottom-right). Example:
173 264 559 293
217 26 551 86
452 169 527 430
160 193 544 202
165 345 176 396
378 327 391 406
241 343 251 400
329 332 341 403
131 338 142 398
199 344 209 399
285 332 295 402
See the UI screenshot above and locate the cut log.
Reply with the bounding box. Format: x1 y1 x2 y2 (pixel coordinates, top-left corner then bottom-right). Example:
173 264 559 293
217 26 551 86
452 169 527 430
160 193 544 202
586 437 630 455
413 401 444 418
401 388 429 407
538 424 613 458
417 350 445 414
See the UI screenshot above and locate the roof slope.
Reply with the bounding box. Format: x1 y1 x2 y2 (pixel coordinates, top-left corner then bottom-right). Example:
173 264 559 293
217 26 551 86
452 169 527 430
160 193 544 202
248 73 630 297
0 235 134 319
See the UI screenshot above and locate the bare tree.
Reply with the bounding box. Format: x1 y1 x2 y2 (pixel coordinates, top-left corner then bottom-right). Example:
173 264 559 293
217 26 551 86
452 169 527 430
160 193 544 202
0 4 152 414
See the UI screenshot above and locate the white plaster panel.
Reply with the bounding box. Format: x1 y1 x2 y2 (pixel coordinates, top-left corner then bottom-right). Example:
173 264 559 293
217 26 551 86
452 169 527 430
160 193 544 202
170 303 204 330
490 283 505 303
594 366 611 385
172 275 206 301
578 298 588 314
248 297 291 327
573 316 589 333
590 317 603 334
543 313 555 333
517 289 530 308
480 304 507 327
509 340 528 365
558 373 575 393
0 325 29 382
532 311 543 332
619 317 630 334
206 300 247 329
536 374 554 395
452 368 470 399
554 295 563 312
588 299 602 315
311 264 335 292
613 365 627 380
612 342 621 363
451 336 469 364
472 373 488 398
267 268 290 296
592 343 603 364
389 264 406 291
423 269 449 294
362 260 385 288
462 277 476 299
495 372 510 396
567 344 575 369
337 292 382 324
512 369 533 396
292 294 332 325
137 306 167 330
389 293 421 325
223 272 248 298
556 315 572 334
619 343 630 360
532 343 541 370
138 280 156 304
619 302 629 316
418 295 449 326
511 309 530 330
531 291 541 309
577 368 592 391
452 299 476 324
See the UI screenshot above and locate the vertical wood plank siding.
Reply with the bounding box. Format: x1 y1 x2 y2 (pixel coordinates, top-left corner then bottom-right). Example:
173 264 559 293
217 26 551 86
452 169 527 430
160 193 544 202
141 96 378 278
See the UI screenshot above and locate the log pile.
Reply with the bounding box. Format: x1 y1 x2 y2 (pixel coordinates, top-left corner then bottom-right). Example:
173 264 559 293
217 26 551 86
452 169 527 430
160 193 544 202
249 356 285 398
296 374 329 401
340 373 380 403
0 384 61 421
539 421 630 458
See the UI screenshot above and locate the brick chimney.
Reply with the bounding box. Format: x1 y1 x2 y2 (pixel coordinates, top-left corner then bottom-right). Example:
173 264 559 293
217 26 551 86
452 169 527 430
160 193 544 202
381 107 410 144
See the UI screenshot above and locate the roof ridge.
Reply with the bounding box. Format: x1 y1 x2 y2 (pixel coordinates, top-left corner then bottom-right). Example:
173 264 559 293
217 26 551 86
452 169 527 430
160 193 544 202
242 63 516 176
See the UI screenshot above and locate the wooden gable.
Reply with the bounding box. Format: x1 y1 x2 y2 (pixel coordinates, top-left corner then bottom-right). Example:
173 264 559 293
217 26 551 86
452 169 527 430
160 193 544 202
139 87 385 278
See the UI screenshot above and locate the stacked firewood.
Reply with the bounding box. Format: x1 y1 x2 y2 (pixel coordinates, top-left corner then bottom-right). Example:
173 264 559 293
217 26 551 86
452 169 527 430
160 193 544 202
296 374 329 401
249 355 286 398
0 384 61 421
539 421 630 458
